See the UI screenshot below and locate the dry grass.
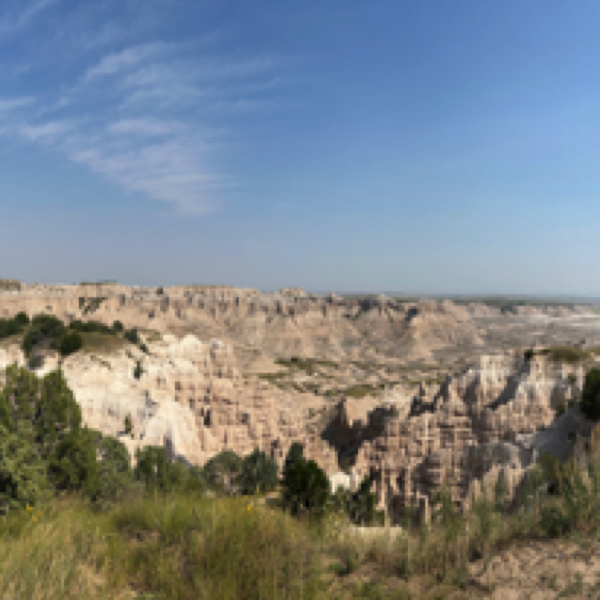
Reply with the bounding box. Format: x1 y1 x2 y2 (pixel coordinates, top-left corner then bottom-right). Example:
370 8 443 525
0 333 23 349
80 332 128 355
0 494 325 599
0 501 114 599
8 445 600 599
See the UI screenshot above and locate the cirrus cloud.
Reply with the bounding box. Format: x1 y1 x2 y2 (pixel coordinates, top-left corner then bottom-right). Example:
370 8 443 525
0 0 299 214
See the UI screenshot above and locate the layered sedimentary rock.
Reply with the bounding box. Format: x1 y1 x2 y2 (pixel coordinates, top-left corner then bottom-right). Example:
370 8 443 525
0 283 483 363
0 334 337 474
1 282 598 521
334 354 588 522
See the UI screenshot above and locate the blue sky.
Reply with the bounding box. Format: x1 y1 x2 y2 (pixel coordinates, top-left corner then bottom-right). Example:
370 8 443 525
1 0 600 295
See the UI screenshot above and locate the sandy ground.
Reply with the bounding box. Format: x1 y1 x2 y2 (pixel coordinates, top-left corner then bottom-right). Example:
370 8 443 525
469 539 600 599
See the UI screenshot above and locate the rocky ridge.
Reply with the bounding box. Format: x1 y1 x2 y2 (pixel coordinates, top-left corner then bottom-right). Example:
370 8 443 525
0 281 598 521
335 354 592 521
0 283 484 365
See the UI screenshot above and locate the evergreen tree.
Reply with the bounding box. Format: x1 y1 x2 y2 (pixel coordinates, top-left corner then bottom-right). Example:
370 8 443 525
281 457 329 516
48 427 100 497
93 432 133 502
283 442 304 478
59 332 83 356
0 364 42 428
344 476 382 525
0 422 50 514
133 360 143 380
134 446 187 493
36 368 82 458
237 448 278 495
124 414 134 436
203 450 244 495
581 368 600 421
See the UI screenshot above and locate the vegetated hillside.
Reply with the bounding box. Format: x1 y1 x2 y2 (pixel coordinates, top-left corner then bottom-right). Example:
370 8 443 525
3 415 600 598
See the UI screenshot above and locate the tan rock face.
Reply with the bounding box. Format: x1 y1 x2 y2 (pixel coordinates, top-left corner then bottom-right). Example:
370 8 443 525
332 354 587 522
0 282 596 522
0 283 482 365
0 333 337 474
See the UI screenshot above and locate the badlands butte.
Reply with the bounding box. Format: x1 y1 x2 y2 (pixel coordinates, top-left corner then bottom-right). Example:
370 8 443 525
2 278 600 523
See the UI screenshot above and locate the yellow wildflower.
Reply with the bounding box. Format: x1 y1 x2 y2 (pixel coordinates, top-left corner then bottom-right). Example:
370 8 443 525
32 517 38 523
25 506 32 512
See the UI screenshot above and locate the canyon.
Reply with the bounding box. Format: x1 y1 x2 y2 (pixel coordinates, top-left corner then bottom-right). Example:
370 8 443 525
1 279 600 522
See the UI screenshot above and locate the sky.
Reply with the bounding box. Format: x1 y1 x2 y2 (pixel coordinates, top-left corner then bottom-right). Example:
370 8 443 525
1 0 600 295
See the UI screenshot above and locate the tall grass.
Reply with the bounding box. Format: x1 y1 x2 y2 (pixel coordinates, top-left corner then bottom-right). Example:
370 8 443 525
0 500 112 599
6 447 600 598
0 493 324 599
317 430 600 595
112 494 323 599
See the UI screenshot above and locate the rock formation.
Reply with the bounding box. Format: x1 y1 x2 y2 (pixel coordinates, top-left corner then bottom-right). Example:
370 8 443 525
0 282 598 522
0 283 483 365
332 354 589 522
0 334 337 475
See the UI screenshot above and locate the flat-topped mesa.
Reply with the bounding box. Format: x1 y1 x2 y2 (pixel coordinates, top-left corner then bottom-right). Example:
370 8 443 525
328 353 587 523
0 279 22 291
0 284 483 362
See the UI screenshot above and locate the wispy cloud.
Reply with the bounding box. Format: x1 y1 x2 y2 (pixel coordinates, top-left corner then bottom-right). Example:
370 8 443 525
0 1 299 213
69 139 225 214
0 0 57 37
84 42 170 81
19 119 74 142
0 96 35 113
108 117 181 136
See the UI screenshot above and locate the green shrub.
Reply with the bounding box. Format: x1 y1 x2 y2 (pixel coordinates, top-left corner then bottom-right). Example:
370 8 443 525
183 465 206 494
124 328 140 345
236 448 279 495
524 349 534 362
157 286 164 295
59 331 83 356
93 432 133 503
0 423 50 514
69 320 112 335
112 320 124 333
124 414 133 436
336 476 383 525
546 346 589 363
134 446 193 493
133 360 143 380
281 453 329 516
14 312 29 326
581 368 600 421
539 504 571 538
22 314 66 356
48 428 100 498
27 354 43 371
0 317 24 339
204 450 244 495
